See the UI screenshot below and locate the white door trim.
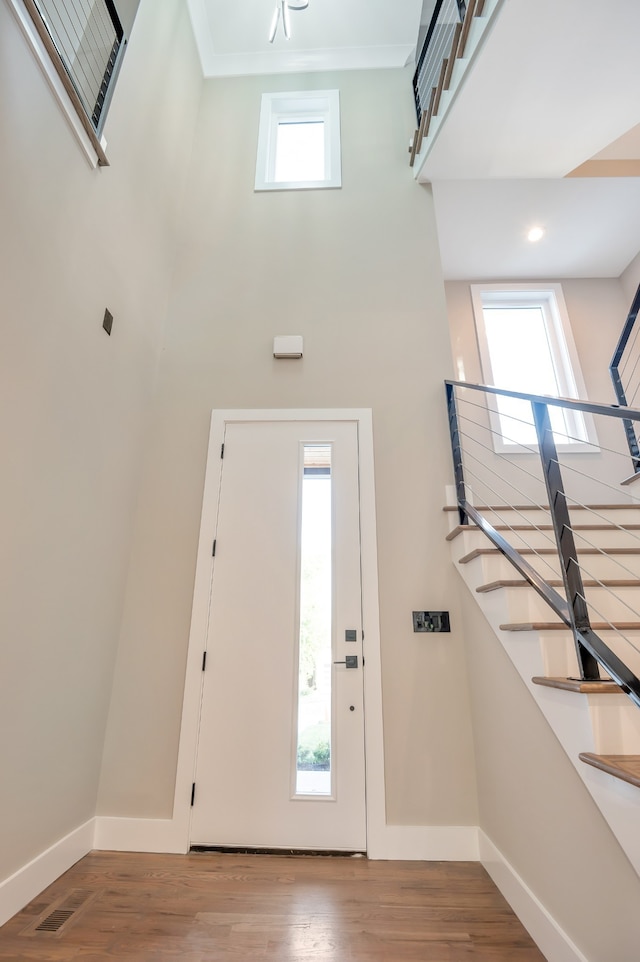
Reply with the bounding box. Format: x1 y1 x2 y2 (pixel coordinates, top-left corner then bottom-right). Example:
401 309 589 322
171 409 386 855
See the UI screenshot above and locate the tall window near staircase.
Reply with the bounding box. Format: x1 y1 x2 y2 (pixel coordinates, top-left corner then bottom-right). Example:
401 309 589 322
471 284 598 453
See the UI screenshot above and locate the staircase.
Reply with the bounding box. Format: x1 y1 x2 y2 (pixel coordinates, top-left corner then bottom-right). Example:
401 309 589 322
447 501 640 877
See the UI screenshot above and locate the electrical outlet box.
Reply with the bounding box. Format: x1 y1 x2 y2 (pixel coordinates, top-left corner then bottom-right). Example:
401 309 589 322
412 611 450 633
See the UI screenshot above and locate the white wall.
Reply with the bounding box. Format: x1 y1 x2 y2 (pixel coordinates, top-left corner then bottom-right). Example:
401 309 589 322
97 67 480 830
445 277 638 505
0 0 200 882
459 584 640 962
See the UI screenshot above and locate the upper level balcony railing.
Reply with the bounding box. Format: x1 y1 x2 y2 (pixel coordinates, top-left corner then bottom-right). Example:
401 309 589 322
20 0 125 166
610 283 640 478
409 0 493 168
413 0 466 126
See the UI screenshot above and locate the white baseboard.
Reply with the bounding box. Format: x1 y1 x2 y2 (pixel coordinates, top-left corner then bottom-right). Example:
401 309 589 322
368 825 479 861
479 831 588 962
93 816 187 854
0 818 95 927
93 816 478 862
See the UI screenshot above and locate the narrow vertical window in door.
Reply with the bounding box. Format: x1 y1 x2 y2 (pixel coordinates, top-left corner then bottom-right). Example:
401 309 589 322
295 445 332 796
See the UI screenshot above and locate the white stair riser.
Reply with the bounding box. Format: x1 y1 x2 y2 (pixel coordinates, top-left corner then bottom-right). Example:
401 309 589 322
451 525 640 551
591 697 640 754
446 507 640 531
462 552 640 583
488 584 640 623
537 630 640 680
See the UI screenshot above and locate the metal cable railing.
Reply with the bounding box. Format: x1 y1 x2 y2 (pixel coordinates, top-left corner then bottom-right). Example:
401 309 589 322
610 282 640 474
413 0 466 125
21 0 125 164
447 379 640 706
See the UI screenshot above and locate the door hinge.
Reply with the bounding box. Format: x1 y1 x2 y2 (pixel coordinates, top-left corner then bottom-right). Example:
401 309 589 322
190 783 196 807
202 651 207 671
220 443 225 459
212 539 217 557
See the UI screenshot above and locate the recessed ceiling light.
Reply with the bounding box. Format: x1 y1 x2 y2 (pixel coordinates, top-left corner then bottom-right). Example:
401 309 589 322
527 226 545 243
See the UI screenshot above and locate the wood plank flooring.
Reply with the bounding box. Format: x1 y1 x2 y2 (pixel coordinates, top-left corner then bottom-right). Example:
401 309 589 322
0 851 546 961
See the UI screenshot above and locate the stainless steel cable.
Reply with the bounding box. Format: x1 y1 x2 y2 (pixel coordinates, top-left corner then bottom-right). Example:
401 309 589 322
463 474 559 579
458 411 540 456
551 456 639 501
566 526 640 581
577 591 640 651
459 424 549 490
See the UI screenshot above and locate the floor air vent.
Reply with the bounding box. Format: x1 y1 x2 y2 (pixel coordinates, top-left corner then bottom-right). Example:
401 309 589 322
21 888 97 937
35 909 74 932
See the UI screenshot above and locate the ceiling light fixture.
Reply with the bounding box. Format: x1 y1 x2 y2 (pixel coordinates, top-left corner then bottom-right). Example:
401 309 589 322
269 0 309 43
527 226 545 243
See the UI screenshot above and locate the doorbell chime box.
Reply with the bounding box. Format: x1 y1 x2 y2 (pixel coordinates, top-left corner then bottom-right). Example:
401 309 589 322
273 335 303 358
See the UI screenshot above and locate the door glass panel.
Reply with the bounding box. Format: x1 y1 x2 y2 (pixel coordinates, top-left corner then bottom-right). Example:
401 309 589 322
295 445 332 796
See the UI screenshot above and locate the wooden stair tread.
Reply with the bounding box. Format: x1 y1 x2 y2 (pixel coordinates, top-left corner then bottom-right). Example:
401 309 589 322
579 753 640 788
446 523 640 541
500 621 640 631
460 546 640 563
621 472 640 486
532 676 622 694
477 578 640 593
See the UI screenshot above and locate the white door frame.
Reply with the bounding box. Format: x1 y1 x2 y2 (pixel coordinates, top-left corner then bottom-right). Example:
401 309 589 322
171 409 386 855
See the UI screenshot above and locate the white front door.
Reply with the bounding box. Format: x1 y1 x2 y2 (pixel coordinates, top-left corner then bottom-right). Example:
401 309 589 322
190 418 367 851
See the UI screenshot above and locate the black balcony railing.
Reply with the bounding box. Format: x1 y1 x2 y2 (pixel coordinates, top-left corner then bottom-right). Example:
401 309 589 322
610 282 640 475
413 0 466 125
22 0 126 165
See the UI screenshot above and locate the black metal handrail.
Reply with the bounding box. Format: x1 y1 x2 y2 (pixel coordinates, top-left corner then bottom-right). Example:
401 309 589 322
446 379 640 708
21 0 126 165
413 0 466 124
610 282 640 475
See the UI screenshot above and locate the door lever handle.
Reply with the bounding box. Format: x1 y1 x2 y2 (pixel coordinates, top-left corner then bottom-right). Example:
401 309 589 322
333 655 358 669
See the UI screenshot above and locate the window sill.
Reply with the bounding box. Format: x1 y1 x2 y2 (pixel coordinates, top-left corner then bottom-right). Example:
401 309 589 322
493 441 601 456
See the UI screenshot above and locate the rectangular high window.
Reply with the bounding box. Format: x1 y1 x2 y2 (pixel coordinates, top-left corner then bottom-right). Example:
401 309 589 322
471 284 598 452
255 90 342 191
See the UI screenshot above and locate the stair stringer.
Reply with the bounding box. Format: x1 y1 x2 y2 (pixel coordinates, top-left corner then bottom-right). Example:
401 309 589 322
452 546 640 880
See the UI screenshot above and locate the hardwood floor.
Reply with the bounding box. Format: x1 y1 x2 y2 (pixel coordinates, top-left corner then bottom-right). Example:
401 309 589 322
0 851 546 960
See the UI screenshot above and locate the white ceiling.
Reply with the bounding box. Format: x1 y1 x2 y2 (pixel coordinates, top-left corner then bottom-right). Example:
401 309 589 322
184 0 640 281
432 178 640 280
186 0 424 77
419 0 640 280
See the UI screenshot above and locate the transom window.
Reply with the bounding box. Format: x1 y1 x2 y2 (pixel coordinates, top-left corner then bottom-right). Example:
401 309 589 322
471 284 598 453
255 90 341 192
